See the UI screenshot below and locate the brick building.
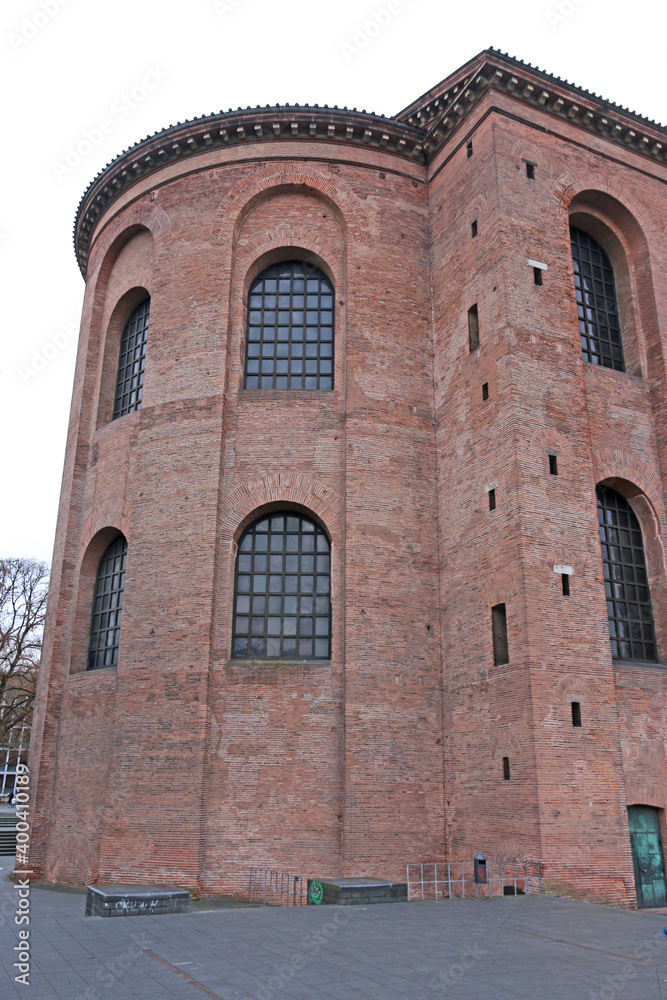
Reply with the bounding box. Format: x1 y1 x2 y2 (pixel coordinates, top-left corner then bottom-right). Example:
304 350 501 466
28 49 667 906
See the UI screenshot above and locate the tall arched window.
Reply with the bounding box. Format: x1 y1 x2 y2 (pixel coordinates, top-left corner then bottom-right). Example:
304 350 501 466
244 261 334 390
113 297 150 418
570 227 624 371
87 535 127 669
232 512 331 659
597 485 657 662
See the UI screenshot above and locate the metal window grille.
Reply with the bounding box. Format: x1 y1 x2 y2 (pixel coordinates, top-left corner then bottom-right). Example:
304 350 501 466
87 536 127 670
113 298 150 418
597 485 657 662
570 227 624 371
232 513 331 660
244 262 334 390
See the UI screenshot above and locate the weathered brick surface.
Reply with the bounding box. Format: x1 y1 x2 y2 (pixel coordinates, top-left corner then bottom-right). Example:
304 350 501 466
28 61 667 905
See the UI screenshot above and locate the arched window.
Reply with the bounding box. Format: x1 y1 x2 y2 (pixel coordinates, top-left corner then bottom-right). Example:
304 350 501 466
570 227 624 371
244 261 334 390
232 512 331 659
87 535 127 669
597 485 657 662
113 297 150 418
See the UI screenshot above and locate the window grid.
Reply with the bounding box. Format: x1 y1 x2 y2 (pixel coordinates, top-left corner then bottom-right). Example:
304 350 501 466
244 262 334 390
597 485 657 662
232 513 331 660
570 227 624 371
113 298 150 418
87 536 127 669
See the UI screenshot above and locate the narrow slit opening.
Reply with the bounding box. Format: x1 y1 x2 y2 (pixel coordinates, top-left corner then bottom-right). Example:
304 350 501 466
468 305 479 352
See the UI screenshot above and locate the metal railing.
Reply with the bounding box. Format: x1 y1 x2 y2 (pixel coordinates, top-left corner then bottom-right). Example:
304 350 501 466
406 860 543 901
248 868 307 906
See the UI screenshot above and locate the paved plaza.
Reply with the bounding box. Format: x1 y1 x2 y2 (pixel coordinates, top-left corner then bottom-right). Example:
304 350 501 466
2 856 667 1000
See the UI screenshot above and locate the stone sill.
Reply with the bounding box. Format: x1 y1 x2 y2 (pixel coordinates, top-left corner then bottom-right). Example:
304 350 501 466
68 666 116 679
583 361 643 384
224 658 331 685
613 658 667 672
236 389 336 401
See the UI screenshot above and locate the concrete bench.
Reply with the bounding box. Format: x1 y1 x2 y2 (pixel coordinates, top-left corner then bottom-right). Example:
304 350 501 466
85 884 189 917
307 877 407 905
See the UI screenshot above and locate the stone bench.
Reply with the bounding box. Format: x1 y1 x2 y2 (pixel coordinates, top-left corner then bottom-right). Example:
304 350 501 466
307 877 408 905
85 884 189 917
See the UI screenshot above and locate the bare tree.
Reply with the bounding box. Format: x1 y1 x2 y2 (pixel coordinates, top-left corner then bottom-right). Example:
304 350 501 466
0 558 49 748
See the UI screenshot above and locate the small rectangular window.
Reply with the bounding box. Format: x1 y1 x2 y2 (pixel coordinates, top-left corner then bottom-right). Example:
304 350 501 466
482 382 489 401
533 267 543 286
571 702 582 727
503 756 510 780
471 219 478 238
468 305 479 352
549 454 558 475
488 488 496 511
492 603 509 665
467 141 473 158
561 573 570 596
526 162 535 179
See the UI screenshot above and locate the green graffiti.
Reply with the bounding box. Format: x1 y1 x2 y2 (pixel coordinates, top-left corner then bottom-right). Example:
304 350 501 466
309 881 323 905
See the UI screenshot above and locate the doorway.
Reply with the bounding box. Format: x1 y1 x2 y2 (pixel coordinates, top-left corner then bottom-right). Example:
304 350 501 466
628 805 667 908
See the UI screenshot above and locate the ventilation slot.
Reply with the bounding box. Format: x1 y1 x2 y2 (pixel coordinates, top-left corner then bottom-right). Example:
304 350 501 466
549 454 558 475
492 603 509 665
503 756 510 780
468 305 479 352
571 701 582 727
482 382 489 401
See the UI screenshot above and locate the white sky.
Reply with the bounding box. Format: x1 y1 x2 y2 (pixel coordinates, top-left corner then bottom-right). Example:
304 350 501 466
1 0 664 565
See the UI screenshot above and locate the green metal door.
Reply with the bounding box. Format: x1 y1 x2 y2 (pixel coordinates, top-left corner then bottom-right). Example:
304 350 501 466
628 805 667 908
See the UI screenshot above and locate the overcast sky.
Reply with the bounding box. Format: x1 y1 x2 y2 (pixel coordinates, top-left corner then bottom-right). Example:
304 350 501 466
1 0 664 566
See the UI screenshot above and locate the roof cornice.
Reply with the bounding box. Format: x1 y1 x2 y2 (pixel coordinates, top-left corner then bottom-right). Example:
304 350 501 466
401 48 667 163
74 49 667 277
73 107 424 276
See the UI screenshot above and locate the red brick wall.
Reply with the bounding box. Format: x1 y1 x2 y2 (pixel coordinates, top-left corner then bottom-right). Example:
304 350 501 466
28 86 667 904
